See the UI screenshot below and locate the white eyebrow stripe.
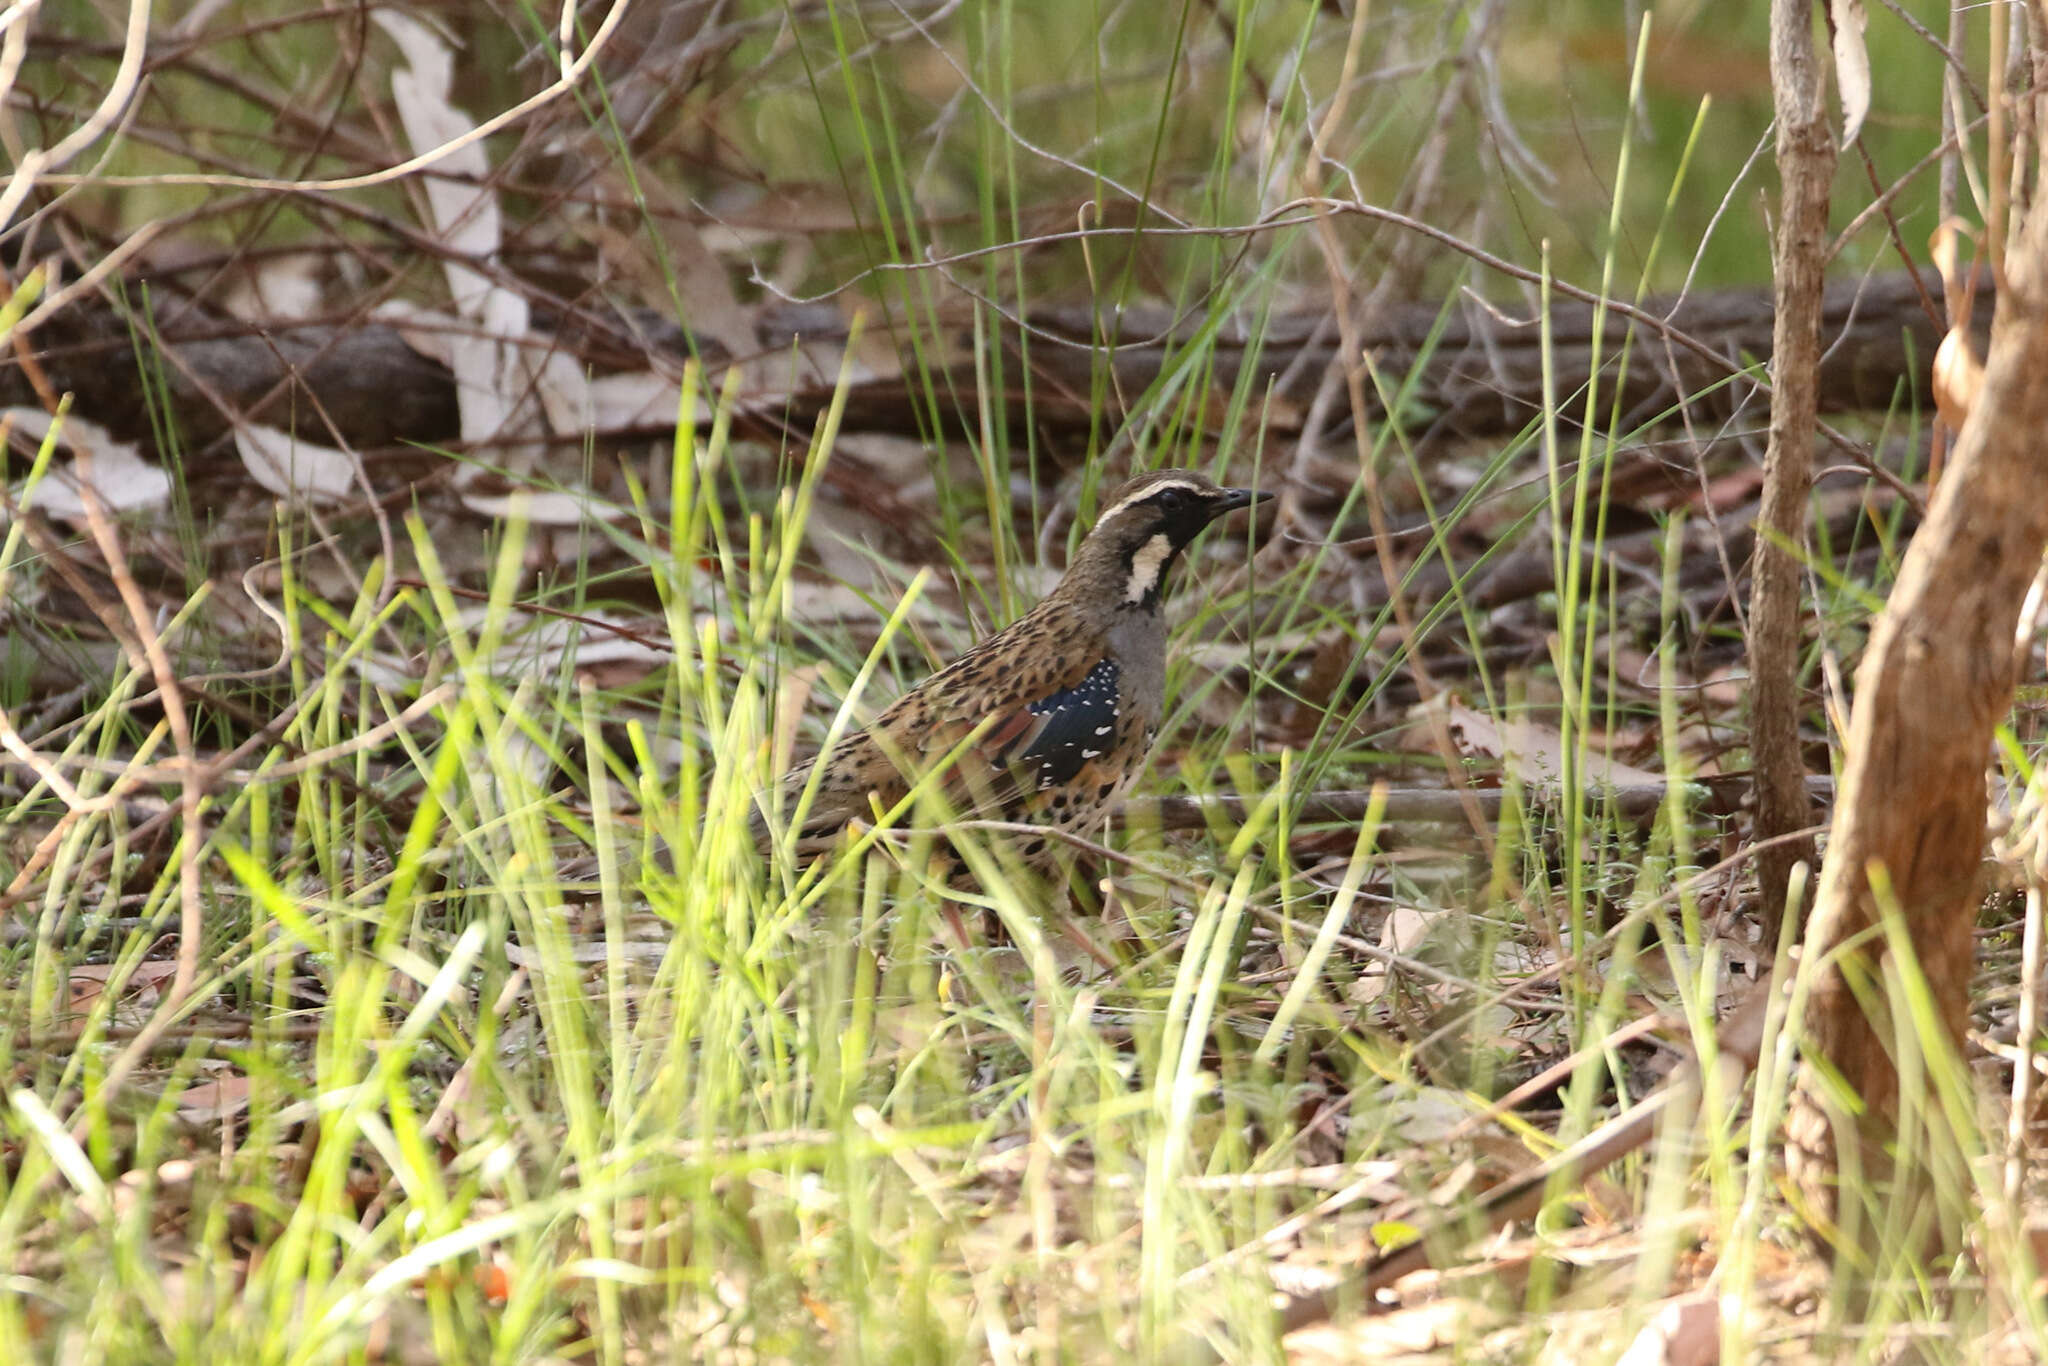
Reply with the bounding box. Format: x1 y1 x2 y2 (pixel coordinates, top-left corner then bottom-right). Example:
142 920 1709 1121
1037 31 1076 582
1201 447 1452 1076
1095 478 1207 525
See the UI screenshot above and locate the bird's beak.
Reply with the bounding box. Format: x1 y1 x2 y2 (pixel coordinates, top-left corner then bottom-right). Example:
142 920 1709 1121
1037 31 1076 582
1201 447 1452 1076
1215 487 1275 515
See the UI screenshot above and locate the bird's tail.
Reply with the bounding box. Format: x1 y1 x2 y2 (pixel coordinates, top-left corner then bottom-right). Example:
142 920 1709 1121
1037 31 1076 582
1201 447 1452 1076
747 757 815 857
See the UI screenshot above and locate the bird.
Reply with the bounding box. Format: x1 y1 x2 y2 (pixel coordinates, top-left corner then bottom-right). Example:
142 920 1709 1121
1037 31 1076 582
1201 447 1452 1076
754 468 1270 876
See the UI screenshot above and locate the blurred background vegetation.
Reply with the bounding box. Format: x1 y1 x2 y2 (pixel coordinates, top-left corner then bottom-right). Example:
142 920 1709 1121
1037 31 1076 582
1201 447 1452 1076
18 1 1968 310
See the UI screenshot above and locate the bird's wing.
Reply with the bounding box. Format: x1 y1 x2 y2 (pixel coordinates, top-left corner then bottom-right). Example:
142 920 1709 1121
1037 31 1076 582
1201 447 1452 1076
959 657 1123 794
899 651 1124 815
758 632 1122 853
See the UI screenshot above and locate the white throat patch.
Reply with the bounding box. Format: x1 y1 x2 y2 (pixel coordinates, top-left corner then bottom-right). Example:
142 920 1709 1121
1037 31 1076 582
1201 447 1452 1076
1125 533 1175 603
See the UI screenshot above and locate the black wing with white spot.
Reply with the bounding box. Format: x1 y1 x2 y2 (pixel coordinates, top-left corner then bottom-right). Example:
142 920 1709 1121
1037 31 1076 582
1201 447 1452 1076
985 657 1123 792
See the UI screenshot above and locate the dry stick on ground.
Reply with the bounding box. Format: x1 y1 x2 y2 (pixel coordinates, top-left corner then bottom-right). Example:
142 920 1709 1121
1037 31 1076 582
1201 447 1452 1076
1257 823 1824 1340
1273 969 1785 1335
1749 0 1836 947
1140 774 1836 832
1783 169 2048 1275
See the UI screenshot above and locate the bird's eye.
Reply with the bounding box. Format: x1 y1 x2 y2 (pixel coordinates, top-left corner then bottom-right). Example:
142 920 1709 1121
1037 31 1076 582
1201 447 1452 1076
1156 488 1189 515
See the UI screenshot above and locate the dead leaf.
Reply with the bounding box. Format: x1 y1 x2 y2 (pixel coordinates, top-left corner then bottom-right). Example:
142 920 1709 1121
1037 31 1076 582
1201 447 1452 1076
531 347 594 439
218 251 326 322
509 614 667 679
67 960 179 1016
1381 906 1442 955
1352 906 1450 1006
371 299 457 369
1931 218 1985 432
590 207 759 364
375 13 502 299
772 666 820 779
587 371 685 430
374 12 534 448
1444 700 1665 789
1933 324 1984 430
1829 0 1869 147
1287 1296 1500 1359
455 481 629 528
1386 1086 1468 1143
234 424 359 505
175 1072 254 1123
6 410 171 522
1616 1291 1720 1366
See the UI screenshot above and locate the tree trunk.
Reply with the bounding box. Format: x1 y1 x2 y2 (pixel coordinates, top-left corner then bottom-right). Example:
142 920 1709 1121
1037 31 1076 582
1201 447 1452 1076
1750 0 1834 944
1786 198 2048 1271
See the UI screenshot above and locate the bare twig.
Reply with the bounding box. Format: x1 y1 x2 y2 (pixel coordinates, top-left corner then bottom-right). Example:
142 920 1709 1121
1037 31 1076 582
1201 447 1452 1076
58 444 210 1141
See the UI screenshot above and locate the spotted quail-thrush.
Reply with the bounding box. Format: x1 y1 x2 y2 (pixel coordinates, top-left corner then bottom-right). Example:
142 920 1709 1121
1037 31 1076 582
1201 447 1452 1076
755 469 1269 871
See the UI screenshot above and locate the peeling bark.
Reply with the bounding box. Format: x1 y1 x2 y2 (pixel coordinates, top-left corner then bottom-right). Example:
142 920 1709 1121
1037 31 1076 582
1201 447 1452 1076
1786 194 2048 1271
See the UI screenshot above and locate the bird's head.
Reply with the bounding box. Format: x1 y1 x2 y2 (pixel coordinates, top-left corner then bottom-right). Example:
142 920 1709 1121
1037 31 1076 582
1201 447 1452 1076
1060 469 1271 613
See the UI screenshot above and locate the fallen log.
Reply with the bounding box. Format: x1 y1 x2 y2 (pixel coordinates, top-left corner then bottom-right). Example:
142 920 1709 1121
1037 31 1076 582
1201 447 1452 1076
1 269 1973 462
